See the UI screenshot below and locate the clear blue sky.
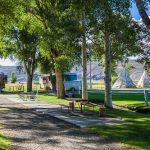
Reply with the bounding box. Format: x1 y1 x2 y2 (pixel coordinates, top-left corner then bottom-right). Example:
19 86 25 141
130 1 150 20
0 2 150 66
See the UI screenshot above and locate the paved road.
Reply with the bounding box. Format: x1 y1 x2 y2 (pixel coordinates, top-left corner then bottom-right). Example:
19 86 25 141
0 96 127 150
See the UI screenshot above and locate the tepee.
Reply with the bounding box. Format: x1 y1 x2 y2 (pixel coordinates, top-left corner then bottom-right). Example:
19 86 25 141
112 69 136 88
137 70 150 88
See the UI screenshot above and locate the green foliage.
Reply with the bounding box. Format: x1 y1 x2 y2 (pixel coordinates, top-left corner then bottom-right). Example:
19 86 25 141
111 76 117 84
33 81 39 85
38 57 54 74
125 63 135 73
10 72 17 83
55 55 72 72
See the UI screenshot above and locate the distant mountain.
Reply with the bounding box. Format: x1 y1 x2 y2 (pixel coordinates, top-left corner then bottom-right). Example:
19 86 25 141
0 66 39 82
0 60 144 82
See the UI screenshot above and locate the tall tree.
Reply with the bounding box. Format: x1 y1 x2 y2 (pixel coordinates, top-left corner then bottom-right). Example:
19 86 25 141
2 13 41 92
91 0 139 108
135 0 150 30
81 8 88 99
30 0 81 98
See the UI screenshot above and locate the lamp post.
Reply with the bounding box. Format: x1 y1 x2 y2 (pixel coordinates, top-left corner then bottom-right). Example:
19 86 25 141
144 62 150 107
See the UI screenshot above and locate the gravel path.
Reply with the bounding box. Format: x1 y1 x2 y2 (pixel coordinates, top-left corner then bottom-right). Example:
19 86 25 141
0 97 127 150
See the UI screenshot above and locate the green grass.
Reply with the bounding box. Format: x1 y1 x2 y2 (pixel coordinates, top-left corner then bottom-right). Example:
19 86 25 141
0 133 10 150
87 109 150 150
75 93 150 106
37 95 150 149
0 109 11 150
37 95 69 105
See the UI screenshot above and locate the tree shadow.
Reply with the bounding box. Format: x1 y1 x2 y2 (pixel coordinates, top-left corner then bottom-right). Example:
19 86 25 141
0 106 125 149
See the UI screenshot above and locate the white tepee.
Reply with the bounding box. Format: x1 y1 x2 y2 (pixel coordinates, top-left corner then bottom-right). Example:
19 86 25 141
137 70 150 88
112 69 136 88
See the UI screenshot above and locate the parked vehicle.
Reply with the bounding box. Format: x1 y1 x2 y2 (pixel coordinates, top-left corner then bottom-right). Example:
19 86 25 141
39 73 81 91
64 73 81 91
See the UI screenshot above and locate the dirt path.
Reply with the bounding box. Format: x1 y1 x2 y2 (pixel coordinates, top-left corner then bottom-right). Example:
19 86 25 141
0 96 126 150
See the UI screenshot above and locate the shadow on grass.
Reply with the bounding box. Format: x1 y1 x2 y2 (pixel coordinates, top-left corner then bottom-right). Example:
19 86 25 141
87 122 150 150
86 108 150 150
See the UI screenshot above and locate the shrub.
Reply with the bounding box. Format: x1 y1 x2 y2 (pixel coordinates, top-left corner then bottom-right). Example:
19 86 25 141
112 76 117 84
10 72 17 83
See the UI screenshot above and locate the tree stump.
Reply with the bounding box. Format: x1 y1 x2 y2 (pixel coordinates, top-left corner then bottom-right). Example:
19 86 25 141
99 106 106 117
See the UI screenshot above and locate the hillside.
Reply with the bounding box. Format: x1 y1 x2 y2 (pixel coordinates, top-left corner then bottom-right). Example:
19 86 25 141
0 60 145 82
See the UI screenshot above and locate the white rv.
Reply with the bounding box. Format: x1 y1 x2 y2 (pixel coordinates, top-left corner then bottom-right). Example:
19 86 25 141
64 73 81 91
39 73 81 91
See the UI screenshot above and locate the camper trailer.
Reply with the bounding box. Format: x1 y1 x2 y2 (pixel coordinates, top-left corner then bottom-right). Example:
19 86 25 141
39 73 81 91
0 72 7 93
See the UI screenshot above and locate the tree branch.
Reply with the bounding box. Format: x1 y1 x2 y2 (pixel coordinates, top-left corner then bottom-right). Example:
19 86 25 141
135 0 150 30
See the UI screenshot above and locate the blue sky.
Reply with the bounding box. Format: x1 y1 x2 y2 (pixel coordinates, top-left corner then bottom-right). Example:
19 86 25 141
130 2 150 20
0 2 150 66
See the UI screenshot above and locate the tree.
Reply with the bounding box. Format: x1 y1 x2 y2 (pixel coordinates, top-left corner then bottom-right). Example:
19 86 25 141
91 1 139 108
81 8 88 99
135 0 150 74
2 13 41 92
135 0 150 30
28 0 82 98
38 56 56 92
136 20 150 74
70 0 96 99
10 72 17 83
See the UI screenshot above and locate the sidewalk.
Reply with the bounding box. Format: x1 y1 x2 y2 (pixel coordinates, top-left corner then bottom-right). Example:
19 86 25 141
2 94 125 128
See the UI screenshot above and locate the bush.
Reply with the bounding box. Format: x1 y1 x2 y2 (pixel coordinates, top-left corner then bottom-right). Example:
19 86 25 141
10 72 17 83
34 81 39 85
112 76 117 84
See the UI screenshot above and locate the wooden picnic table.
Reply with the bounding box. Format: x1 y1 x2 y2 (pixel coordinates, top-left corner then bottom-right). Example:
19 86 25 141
66 98 88 112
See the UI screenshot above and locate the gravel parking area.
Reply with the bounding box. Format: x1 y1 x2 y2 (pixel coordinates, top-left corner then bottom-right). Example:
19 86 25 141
0 97 127 150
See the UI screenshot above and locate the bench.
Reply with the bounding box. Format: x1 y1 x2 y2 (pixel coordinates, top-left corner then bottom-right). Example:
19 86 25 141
60 102 74 112
18 92 27 101
81 102 98 112
18 91 37 101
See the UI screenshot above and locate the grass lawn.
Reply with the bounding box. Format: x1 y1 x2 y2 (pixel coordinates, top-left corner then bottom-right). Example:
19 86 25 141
37 95 69 105
87 108 150 150
0 109 11 150
37 95 150 150
0 133 10 150
75 93 150 106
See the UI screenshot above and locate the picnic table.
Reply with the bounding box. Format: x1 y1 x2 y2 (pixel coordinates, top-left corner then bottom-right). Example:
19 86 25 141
18 92 37 101
66 98 88 112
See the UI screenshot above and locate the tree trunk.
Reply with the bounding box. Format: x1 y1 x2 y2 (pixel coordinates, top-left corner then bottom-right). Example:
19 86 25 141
27 74 33 92
82 33 87 99
104 32 113 108
81 10 88 99
49 69 56 92
135 0 150 30
55 69 65 99
89 60 92 89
